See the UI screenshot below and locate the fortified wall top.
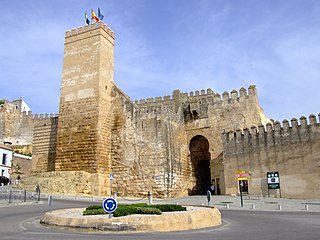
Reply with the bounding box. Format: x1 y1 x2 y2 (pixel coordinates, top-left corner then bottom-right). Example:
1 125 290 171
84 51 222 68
65 22 114 45
223 114 320 146
135 85 257 105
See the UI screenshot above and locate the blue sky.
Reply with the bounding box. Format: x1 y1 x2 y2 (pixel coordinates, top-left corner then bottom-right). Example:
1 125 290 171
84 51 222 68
1 0 320 122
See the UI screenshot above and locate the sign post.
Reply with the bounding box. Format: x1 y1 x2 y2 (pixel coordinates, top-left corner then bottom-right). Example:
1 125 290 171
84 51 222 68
235 170 250 207
239 181 244 207
103 197 118 219
109 173 113 197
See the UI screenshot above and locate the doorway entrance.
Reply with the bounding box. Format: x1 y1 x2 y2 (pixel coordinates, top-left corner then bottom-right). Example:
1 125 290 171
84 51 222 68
189 135 211 195
238 180 249 194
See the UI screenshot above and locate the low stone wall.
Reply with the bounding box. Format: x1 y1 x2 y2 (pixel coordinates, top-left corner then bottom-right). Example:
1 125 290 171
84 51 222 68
19 171 106 195
41 206 221 232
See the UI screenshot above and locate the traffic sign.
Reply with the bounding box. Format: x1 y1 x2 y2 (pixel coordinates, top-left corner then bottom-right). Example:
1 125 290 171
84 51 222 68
102 197 117 213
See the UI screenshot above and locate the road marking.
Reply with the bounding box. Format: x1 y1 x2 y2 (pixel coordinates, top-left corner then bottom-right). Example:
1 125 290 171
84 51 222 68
18 217 41 231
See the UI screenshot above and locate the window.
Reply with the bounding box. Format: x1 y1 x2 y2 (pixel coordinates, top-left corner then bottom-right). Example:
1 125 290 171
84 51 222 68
2 154 7 165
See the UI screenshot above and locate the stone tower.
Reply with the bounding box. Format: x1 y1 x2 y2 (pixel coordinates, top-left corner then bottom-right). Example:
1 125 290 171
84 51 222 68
54 22 115 195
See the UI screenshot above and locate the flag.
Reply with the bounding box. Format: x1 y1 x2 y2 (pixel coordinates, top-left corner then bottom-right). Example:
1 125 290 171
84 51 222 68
92 10 99 23
98 8 104 20
85 12 90 25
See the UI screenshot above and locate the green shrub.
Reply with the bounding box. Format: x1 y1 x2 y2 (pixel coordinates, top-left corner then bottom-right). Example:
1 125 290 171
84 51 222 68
113 206 161 217
112 205 137 217
83 203 185 217
152 204 187 212
83 208 106 215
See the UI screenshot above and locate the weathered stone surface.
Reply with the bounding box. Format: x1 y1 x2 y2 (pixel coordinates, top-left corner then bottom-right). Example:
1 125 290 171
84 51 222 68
20 171 94 195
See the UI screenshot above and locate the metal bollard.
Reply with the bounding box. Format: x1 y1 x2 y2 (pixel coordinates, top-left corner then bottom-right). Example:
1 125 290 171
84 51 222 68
92 196 95 202
148 191 153 205
9 191 12 203
37 188 41 202
305 205 309 211
252 204 256 210
60 193 63 199
226 203 230 209
278 204 282 210
23 190 27 202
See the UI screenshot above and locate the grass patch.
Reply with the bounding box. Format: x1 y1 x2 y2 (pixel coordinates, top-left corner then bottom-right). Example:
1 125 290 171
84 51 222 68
83 203 186 217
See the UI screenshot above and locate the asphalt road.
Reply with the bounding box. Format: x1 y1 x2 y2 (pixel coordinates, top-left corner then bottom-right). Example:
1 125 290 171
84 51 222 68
0 198 320 240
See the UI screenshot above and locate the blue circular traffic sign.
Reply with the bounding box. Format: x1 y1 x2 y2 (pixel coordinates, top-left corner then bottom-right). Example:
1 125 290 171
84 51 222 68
102 197 117 213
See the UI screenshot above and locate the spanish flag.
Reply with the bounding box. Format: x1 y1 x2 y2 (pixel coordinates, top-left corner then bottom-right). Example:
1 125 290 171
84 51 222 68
92 10 99 23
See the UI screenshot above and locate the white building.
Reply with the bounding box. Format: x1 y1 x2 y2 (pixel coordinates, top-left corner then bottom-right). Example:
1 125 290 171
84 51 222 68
12 97 31 113
0 143 13 179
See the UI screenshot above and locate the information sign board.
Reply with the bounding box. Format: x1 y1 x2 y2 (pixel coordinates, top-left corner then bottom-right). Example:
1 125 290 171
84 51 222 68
267 171 280 189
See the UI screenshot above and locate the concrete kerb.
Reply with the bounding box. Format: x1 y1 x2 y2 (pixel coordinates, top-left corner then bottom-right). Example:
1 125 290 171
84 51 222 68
40 206 222 233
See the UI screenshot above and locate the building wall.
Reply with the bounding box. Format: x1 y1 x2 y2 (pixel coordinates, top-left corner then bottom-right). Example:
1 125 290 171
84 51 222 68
0 144 13 179
32 116 58 173
11 153 32 183
223 114 320 199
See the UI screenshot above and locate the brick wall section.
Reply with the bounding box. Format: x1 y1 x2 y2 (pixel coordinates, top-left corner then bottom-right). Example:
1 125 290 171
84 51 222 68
32 116 58 172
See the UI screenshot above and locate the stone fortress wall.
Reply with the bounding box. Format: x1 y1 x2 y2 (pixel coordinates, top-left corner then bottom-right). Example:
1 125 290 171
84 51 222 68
108 82 271 197
223 114 320 199
110 83 190 197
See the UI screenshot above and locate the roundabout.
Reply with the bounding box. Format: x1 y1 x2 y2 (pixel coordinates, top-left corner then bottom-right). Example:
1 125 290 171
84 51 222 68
40 206 221 232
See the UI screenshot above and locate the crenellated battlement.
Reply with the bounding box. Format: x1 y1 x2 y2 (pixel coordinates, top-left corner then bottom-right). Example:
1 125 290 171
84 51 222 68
65 21 114 39
223 114 320 148
135 95 173 105
135 85 257 107
20 111 59 120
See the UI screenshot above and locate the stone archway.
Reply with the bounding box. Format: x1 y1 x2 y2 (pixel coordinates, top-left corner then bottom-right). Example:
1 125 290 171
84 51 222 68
190 135 211 194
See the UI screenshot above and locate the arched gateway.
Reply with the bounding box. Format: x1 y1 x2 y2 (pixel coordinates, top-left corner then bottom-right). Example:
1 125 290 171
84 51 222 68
189 135 211 194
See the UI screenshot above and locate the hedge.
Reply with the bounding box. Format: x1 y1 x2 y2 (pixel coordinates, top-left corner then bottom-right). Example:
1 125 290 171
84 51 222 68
83 203 186 217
